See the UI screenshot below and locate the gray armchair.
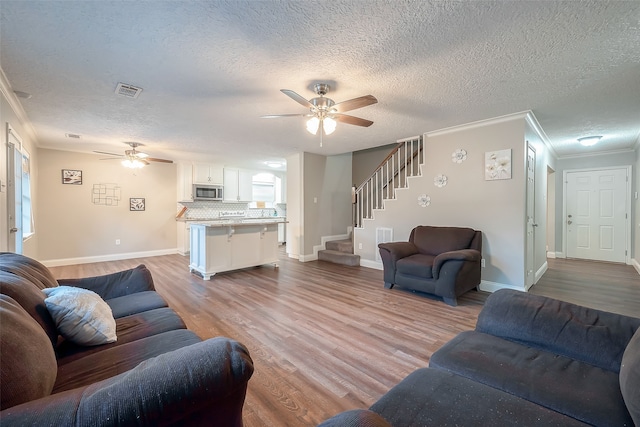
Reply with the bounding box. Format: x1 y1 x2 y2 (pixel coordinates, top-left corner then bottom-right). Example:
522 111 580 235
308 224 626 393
378 226 482 306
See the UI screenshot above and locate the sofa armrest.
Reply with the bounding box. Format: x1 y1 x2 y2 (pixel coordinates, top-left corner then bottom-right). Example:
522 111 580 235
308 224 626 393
0 337 254 426
476 289 640 372
432 249 481 279
57 264 155 299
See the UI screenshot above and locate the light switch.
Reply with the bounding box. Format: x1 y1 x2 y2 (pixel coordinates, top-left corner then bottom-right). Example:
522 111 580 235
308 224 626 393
313 197 317 203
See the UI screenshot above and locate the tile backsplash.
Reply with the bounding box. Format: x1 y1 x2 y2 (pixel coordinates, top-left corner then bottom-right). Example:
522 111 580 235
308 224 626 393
178 201 286 219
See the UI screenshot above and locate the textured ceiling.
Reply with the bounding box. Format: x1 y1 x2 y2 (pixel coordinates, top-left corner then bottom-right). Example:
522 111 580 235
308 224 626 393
1 1 639 170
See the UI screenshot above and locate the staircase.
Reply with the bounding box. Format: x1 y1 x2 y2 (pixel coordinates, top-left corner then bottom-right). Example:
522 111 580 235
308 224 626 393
354 136 424 228
318 238 360 266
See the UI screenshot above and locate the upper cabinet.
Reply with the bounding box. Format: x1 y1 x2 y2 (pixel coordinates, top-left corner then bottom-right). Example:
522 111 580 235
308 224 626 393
224 168 253 202
193 163 224 185
177 163 194 201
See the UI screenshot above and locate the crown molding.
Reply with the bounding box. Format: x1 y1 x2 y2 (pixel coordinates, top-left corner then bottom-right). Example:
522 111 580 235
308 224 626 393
424 111 530 138
0 66 39 145
524 111 558 159
555 147 636 160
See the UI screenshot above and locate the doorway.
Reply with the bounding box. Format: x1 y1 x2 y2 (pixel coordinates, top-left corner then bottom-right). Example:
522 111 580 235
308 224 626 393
563 167 630 263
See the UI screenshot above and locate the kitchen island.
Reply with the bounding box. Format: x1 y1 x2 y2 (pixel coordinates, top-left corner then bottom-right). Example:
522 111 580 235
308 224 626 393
189 218 286 279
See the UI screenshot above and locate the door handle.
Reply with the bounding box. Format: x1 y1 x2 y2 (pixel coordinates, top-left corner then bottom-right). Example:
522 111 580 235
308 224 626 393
9 227 18 233
532 223 538 227
567 220 572 225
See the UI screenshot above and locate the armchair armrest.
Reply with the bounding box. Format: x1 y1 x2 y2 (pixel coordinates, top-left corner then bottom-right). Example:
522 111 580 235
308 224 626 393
57 264 155 300
378 242 418 263
432 249 481 279
476 289 640 372
0 337 254 427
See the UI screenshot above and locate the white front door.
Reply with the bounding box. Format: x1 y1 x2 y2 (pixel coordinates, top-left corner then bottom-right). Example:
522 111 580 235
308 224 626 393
566 168 628 263
6 126 23 253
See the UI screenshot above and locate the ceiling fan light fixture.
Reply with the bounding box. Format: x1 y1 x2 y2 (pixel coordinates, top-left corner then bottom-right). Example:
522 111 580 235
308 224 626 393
306 117 320 135
323 117 337 135
577 136 602 146
122 158 145 169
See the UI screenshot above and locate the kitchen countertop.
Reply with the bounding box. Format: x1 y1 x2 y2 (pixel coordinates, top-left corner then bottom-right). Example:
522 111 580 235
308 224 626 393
184 218 287 227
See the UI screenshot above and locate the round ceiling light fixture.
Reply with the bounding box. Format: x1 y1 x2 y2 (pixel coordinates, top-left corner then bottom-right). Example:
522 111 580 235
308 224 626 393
577 136 602 147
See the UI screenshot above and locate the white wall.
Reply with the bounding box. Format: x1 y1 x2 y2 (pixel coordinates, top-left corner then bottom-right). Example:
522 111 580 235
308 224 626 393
355 114 541 290
37 148 177 265
285 153 302 259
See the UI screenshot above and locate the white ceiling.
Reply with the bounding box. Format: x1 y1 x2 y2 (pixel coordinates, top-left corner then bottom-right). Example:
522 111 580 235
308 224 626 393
1 1 639 171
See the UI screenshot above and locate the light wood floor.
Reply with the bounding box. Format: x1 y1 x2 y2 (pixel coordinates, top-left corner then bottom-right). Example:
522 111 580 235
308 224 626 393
48 253 639 426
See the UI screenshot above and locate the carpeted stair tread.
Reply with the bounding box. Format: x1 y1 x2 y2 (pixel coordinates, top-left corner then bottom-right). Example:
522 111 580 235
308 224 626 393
318 249 360 267
325 239 354 253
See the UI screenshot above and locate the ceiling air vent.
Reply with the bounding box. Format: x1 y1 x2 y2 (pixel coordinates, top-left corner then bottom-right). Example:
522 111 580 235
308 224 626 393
65 133 81 139
115 82 143 99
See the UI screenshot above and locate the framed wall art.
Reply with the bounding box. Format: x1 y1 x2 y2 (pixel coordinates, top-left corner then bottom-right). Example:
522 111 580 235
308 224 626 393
62 169 82 185
130 198 145 211
485 149 512 180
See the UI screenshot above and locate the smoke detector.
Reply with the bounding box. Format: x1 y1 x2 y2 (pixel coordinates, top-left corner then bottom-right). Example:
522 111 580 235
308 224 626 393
115 82 143 99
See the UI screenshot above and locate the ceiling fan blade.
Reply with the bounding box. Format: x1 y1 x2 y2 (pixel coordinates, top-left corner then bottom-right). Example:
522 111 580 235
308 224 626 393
333 113 374 127
281 89 314 109
94 150 123 157
332 95 378 113
147 157 173 163
261 113 308 119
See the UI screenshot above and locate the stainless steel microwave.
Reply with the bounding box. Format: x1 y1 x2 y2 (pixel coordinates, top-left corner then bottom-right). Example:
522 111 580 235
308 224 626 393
193 184 223 201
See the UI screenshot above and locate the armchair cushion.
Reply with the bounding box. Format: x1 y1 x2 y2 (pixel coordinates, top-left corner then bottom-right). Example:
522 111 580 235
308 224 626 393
377 242 418 262
411 226 477 256
433 249 481 278
0 295 57 410
396 254 435 279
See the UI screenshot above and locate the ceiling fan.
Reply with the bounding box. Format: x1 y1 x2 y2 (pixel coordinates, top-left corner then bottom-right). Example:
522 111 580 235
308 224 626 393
94 142 173 169
261 83 377 146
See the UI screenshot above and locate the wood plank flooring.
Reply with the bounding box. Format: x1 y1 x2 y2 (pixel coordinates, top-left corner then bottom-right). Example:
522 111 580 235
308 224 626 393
48 253 639 425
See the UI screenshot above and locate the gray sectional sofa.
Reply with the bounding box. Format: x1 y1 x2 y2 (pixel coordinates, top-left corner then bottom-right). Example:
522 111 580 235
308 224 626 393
0 252 254 426
320 289 640 426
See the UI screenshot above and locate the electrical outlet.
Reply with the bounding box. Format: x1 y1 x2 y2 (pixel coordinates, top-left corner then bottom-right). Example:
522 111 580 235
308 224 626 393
115 239 121 245
481 259 486 268
358 243 363 250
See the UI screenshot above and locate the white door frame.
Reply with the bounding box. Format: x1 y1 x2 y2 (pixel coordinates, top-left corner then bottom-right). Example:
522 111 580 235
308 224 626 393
562 165 631 264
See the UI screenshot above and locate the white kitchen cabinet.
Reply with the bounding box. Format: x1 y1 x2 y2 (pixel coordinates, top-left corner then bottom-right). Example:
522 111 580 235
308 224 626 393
176 222 191 255
193 163 224 185
278 222 286 244
224 168 253 202
177 163 194 201
189 222 280 280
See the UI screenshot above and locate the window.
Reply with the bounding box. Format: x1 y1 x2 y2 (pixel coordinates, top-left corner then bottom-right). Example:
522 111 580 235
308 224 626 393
252 173 275 202
21 151 34 239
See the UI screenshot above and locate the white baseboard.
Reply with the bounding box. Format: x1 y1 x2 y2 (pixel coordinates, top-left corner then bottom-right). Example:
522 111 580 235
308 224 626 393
631 258 640 275
359 259 383 270
299 253 317 262
533 261 548 288
555 251 565 258
41 248 178 267
546 251 556 259
479 280 526 293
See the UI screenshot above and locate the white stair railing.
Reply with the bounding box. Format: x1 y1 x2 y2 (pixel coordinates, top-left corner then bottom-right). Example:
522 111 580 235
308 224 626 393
354 136 423 227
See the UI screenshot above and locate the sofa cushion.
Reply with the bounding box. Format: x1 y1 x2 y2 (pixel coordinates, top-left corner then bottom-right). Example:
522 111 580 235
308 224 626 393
0 295 57 410
53 329 202 393
57 264 155 299
318 409 392 427
620 327 640 425
0 252 59 290
0 271 59 346
43 286 117 346
476 289 640 372
430 330 634 426
369 368 588 426
410 226 476 256
56 307 187 365
106 290 168 318
395 254 435 279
